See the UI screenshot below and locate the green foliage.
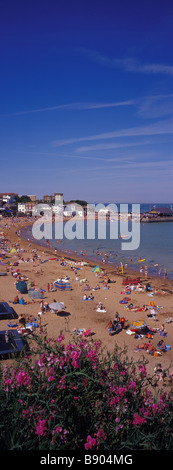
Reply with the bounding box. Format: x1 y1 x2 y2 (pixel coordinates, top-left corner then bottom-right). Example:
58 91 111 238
0 334 172 450
15 195 32 203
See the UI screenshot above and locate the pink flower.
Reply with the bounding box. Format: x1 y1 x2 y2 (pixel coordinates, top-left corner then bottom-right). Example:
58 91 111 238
133 413 147 426
55 426 63 433
128 380 136 390
48 375 54 382
96 429 107 442
84 435 97 450
115 385 127 396
35 419 47 437
57 334 65 343
16 370 31 387
139 365 147 377
115 417 120 423
3 378 14 392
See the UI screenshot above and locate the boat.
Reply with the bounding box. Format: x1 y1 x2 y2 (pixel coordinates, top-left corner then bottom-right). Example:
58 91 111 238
119 235 129 238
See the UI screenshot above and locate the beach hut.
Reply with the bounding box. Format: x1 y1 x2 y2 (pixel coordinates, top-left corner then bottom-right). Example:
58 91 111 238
92 265 102 273
16 280 28 294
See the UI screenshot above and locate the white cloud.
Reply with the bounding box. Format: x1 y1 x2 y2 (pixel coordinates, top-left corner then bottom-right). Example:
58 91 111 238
52 118 173 147
76 140 151 153
136 94 173 119
78 48 173 76
3 100 133 117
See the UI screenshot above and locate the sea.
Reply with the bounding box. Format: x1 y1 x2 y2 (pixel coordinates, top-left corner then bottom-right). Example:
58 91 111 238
23 203 173 279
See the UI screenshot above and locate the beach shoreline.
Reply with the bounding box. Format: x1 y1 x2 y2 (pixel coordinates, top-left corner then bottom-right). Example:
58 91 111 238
21 219 173 284
0 216 172 381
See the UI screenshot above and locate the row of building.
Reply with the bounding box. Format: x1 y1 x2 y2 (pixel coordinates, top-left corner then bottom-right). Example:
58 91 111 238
0 192 115 218
0 192 87 217
0 192 63 216
0 192 63 204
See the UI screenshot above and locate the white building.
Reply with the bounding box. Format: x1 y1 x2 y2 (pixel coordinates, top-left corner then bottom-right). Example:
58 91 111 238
63 203 83 217
18 203 26 213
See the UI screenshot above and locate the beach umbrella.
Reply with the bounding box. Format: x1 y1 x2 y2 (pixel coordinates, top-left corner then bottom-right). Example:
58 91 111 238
16 280 28 294
131 320 146 329
49 302 64 311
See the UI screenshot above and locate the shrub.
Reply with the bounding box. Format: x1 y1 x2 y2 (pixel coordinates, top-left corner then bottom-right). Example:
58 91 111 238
0 334 172 450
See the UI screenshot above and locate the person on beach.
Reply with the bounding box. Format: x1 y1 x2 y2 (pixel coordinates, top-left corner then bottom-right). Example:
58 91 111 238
106 320 114 336
154 364 166 382
145 265 148 279
157 339 166 351
115 312 120 322
13 295 19 304
159 324 165 336
120 316 126 329
136 342 148 350
168 371 173 383
18 315 26 328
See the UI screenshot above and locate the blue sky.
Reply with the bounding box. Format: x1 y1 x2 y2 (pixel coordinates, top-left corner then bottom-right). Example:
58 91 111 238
0 0 173 202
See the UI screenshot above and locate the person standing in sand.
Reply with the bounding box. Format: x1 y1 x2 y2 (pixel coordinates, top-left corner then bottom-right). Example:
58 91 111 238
105 320 114 336
145 265 148 279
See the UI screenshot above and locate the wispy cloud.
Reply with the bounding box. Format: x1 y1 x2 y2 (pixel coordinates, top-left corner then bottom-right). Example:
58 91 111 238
3 100 133 117
136 94 173 119
52 118 173 147
77 48 173 76
24 149 139 164
65 158 172 176
76 140 151 153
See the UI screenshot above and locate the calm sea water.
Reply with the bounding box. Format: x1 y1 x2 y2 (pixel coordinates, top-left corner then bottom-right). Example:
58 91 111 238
23 203 173 279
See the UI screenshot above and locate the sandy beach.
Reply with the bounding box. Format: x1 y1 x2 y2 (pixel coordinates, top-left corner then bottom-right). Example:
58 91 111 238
0 216 173 380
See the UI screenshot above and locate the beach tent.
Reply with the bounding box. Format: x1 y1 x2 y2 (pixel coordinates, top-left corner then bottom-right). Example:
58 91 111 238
0 302 18 320
10 248 17 254
92 265 102 273
54 280 71 291
0 329 28 359
49 302 65 311
16 280 28 294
